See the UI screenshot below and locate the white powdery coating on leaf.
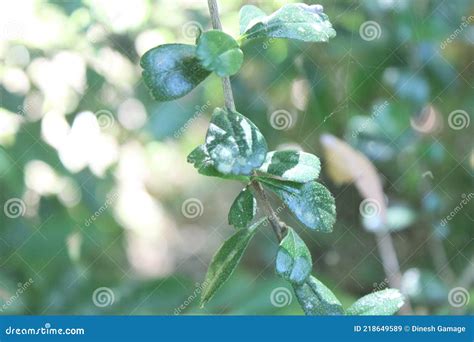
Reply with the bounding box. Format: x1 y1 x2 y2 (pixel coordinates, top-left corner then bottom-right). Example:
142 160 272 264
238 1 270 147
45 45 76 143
312 23 322 32
379 289 403 300
276 251 293 274
303 212 317 227
206 123 225 147
281 153 319 182
290 257 311 283
260 151 320 182
239 118 253 148
212 146 234 174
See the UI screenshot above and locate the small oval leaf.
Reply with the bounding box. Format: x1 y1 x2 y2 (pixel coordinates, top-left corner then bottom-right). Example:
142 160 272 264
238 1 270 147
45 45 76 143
196 30 243 77
261 179 336 232
205 107 268 176
228 186 257 229
276 227 312 285
140 44 211 101
258 150 321 183
346 289 405 315
200 218 267 307
293 275 344 315
241 3 336 43
187 144 250 181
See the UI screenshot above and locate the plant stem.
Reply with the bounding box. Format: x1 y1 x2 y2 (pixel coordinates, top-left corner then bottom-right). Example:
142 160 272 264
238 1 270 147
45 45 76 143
375 230 413 314
207 0 235 111
428 233 456 285
206 0 283 241
252 180 284 242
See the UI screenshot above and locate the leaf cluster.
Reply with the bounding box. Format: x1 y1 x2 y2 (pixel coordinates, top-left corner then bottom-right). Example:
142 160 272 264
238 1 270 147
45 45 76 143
140 2 403 315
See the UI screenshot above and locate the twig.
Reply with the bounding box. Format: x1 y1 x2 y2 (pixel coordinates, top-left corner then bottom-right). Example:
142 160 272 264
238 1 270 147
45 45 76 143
428 233 456 285
252 180 284 242
375 230 413 314
459 256 474 289
206 0 283 241
207 0 235 111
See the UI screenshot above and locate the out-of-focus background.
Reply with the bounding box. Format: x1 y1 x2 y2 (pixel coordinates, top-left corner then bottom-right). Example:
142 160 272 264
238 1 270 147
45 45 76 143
0 0 472 315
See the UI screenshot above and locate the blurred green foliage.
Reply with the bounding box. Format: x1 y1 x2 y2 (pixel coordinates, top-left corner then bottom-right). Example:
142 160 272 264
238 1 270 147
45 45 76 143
0 0 472 315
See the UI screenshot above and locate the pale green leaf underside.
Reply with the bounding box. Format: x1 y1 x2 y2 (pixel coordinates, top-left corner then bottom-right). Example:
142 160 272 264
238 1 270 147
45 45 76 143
240 3 336 43
261 179 336 232
276 227 312 285
346 289 405 315
228 186 257 229
205 107 268 176
293 275 344 315
196 30 243 77
200 217 267 306
140 44 210 101
258 150 321 183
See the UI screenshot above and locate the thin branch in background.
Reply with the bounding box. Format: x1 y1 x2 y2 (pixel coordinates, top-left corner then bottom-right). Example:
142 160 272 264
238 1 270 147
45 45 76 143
375 231 413 314
428 233 456 286
459 256 474 289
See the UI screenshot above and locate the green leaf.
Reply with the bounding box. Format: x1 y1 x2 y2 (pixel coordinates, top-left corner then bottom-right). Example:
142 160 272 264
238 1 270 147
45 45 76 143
346 289 405 315
228 186 257 229
240 3 336 43
200 218 267 306
239 5 267 34
260 179 336 232
258 150 320 183
196 30 244 77
187 144 250 181
293 275 344 315
276 227 312 285
205 107 268 176
140 44 211 101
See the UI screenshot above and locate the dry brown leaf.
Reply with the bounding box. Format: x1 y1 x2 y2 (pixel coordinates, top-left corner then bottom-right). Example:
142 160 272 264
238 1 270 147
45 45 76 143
320 133 386 226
